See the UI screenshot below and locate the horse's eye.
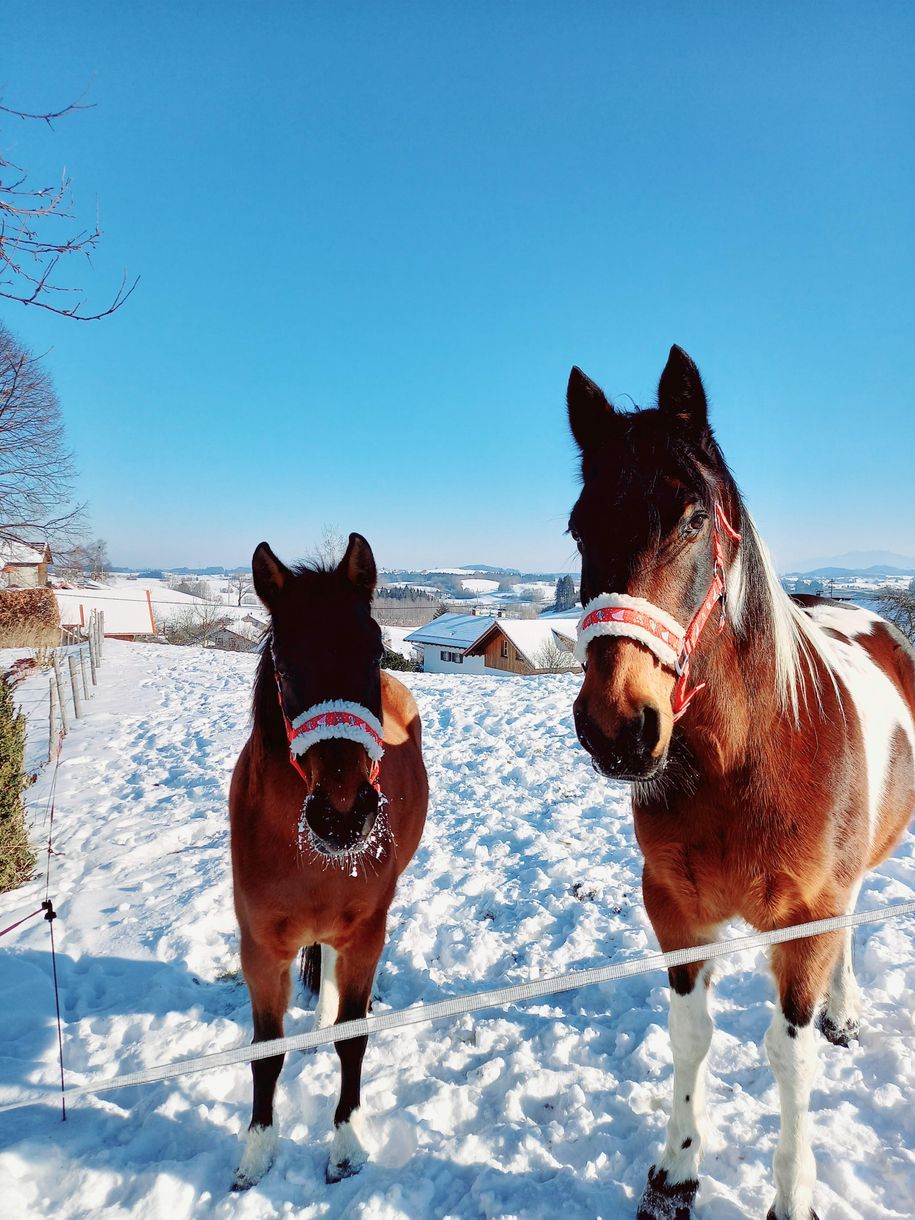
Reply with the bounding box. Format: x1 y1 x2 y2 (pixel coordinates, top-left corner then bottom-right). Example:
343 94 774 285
684 511 708 537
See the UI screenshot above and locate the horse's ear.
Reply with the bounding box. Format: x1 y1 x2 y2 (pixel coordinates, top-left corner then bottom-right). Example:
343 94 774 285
567 366 615 453
657 345 709 435
338 532 377 599
252 542 290 608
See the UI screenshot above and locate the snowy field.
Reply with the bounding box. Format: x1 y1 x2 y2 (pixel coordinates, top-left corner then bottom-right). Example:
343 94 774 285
1 643 913 1219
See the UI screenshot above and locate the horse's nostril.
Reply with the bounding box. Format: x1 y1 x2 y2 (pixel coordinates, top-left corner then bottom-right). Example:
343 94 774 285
641 704 661 753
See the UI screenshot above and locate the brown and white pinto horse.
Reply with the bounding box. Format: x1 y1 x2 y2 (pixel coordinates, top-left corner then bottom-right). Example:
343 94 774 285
229 534 427 1189
566 347 915 1220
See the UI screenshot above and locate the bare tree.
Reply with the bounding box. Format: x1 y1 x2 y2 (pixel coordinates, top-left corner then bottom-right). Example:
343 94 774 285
162 601 227 647
875 585 915 645
167 576 217 601
1 97 137 320
313 524 346 568
227 571 254 606
532 634 578 673
55 536 110 582
0 323 84 548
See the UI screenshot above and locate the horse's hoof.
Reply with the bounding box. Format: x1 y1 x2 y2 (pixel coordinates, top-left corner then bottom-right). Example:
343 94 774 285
232 1123 278 1192
326 1114 369 1184
816 1009 859 1048
326 1156 362 1184
766 1209 820 1219
637 1164 698 1220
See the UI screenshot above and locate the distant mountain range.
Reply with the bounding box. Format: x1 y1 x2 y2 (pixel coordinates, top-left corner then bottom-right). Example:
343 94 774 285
784 550 915 576
790 565 915 579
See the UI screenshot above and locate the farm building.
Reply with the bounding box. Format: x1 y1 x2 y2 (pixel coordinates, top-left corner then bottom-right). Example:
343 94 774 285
465 616 580 674
0 540 52 588
203 623 257 652
404 614 495 673
405 612 580 675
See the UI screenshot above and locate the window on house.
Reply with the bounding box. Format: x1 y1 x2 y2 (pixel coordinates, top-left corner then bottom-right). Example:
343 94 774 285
500 640 508 658
441 650 463 664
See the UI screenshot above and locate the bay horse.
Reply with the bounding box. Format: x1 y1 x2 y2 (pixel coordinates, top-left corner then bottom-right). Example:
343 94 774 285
229 533 428 1189
566 347 915 1220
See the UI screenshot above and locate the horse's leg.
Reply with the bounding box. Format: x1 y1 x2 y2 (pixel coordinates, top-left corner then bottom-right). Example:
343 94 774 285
300 942 322 996
313 944 340 1030
816 882 862 1047
325 919 386 1184
232 937 292 1191
637 958 714 1220
637 880 717 1220
765 930 843 1220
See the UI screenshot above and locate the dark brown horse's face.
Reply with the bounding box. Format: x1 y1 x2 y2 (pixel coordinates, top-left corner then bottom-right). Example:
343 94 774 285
567 347 728 781
253 533 384 854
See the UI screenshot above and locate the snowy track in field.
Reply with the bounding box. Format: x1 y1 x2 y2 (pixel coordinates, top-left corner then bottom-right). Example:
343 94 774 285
1 642 913 1218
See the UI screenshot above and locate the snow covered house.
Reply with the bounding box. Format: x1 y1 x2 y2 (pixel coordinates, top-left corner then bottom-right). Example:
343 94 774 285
1 540 52 588
405 612 580 675
404 613 495 673
464 616 580 674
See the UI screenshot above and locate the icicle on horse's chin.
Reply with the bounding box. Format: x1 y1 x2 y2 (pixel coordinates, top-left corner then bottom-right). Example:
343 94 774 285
229 532 428 1189
566 346 915 1220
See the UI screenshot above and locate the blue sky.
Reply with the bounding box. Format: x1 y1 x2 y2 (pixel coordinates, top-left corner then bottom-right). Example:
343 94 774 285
3 2 913 572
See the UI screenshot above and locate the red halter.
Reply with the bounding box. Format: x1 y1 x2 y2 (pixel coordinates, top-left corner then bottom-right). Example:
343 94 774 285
671 501 742 720
273 670 383 793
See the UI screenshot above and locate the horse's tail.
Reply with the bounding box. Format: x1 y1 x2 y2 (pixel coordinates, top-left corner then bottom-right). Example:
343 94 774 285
299 943 321 994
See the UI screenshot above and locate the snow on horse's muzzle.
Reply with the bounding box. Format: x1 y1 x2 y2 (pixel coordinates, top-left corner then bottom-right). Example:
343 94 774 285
304 781 380 854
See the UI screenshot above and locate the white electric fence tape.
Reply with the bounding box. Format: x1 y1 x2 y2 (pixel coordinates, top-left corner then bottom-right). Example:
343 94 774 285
2 899 913 1115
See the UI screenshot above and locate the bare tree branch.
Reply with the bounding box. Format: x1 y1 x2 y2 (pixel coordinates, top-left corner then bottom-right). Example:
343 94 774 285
0 94 137 320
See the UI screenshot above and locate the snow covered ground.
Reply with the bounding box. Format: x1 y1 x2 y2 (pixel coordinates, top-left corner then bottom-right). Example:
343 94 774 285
0 643 913 1219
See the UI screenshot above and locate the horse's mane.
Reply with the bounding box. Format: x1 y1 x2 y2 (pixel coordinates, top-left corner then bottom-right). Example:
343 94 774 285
726 494 837 724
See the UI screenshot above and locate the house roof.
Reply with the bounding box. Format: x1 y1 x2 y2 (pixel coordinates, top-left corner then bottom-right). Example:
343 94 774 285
404 613 496 650
466 615 580 668
0 540 52 566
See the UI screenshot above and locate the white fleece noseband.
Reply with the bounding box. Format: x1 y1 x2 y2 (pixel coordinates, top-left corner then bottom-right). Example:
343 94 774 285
288 700 385 763
575 594 685 670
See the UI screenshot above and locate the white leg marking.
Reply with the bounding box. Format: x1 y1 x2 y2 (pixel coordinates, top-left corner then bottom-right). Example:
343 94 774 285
313 944 339 1031
327 1107 370 1182
233 1121 279 1190
765 1009 818 1219
657 973 713 1185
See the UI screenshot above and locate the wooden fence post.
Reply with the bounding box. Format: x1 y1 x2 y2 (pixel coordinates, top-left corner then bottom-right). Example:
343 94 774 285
79 645 90 699
52 653 69 736
49 676 58 762
98 612 105 661
67 654 82 720
88 629 98 686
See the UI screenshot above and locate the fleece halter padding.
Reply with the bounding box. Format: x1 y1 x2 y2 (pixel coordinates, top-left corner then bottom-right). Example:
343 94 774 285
287 701 385 764
575 595 684 669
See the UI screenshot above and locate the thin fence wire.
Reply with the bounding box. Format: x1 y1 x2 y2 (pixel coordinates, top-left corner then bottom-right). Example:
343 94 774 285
1 898 912 1116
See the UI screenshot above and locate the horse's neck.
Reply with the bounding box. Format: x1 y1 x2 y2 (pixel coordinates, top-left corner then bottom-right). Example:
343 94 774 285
675 615 781 777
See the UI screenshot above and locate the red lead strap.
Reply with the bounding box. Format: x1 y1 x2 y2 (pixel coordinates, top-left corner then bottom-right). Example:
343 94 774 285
671 501 742 721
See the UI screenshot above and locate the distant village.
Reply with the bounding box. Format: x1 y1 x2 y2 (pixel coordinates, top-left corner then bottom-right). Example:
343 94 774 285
2 539 912 676
0 542 584 676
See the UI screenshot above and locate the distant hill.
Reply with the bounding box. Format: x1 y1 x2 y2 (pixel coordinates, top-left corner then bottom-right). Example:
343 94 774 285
791 565 915 579
459 563 522 575
785 549 915 575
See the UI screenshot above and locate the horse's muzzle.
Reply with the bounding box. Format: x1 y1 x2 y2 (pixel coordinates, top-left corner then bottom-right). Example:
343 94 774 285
304 782 380 854
573 702 666 782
